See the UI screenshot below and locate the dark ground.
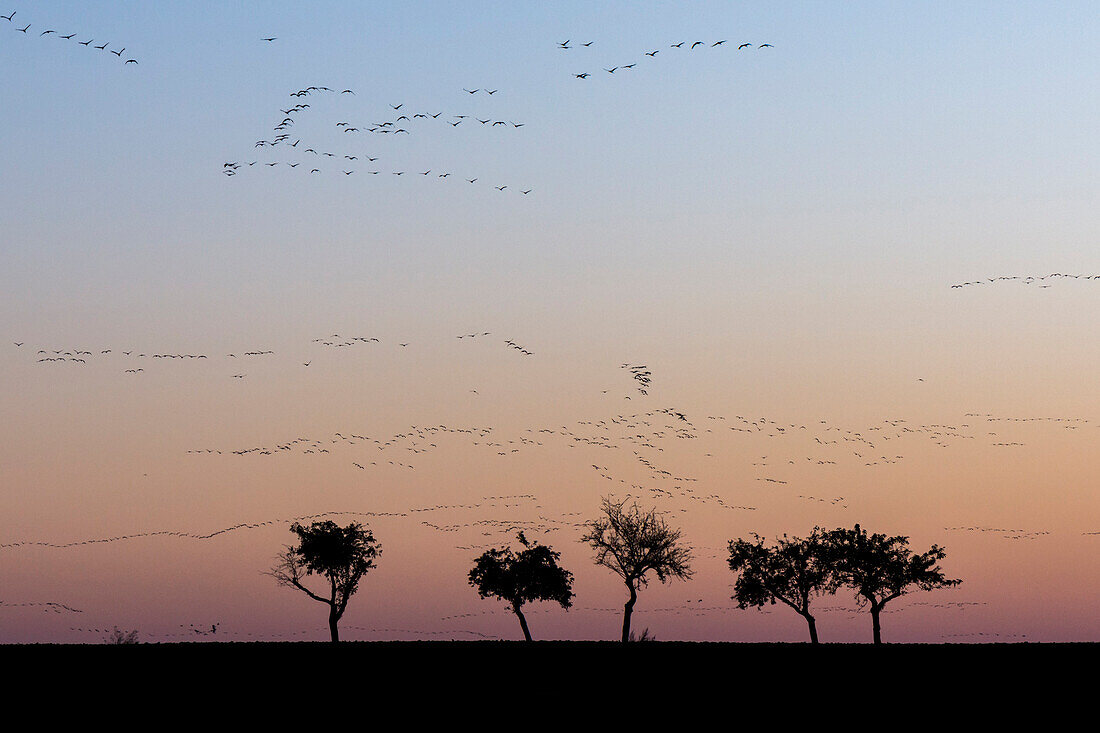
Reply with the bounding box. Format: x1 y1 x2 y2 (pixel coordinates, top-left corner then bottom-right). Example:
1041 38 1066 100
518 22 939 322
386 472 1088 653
7 640 1091 701
7 640 1089 725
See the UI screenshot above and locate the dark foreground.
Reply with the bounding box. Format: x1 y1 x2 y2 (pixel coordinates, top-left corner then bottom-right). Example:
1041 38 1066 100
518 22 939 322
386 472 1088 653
8 640 1092 696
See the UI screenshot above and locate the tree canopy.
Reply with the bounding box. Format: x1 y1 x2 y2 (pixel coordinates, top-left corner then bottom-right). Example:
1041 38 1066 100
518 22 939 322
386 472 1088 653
727 528 836 643
581 497 693 642
824 524 961 644
269 520 381 642
468 532 574 641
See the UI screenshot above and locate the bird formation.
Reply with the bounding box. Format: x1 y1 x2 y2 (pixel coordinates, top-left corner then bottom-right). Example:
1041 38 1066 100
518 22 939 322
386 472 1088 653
566 38 772 80
15 331 544 376
222 84 532 194
2 10 138 64
0 495 539 551
950 273 1100 288
0 600 83 614
621 363 652 395
944 526 1052 541
0 404 1054 556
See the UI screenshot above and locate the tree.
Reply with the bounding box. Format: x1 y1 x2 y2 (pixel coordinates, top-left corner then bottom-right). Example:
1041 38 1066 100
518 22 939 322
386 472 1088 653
467 531 575 641
825 524 961 644
104 627 140 644
727 528 837 644
581 497 694 642
269 520 381 643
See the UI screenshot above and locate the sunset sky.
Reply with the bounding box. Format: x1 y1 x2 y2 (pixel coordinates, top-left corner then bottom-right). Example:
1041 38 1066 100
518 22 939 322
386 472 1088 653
2 1 1097 643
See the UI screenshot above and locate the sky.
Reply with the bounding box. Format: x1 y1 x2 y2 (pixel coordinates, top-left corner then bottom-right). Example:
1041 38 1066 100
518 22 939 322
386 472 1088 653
1 1 1098 643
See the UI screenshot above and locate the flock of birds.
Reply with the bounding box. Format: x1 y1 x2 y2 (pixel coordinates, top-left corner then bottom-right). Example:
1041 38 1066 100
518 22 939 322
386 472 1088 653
13 331 537 376
222 83 534 193
560 38 772 80
7 328 1079 557
218 37 777 195
2 10 138 64
951 273 1100 289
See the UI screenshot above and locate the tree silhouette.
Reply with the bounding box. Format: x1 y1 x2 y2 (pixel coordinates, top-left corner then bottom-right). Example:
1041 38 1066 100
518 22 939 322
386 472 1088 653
104 626 140 644
269 520 381 643
467 531 575 641
727 528 837 644
825 524 961 644
581 497 693 642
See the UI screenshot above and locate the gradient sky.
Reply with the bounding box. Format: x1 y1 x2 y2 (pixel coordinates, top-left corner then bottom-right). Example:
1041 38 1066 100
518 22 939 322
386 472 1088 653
1 1 1098 643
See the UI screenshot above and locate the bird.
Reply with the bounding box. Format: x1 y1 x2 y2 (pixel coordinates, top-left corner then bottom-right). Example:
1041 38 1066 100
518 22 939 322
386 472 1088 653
0 11 14 21
712 40 726 46
738 43 752 49
759 43 773 48
261 37 277 42
574 73 589 79
17 23 29 33
691 41 704 49
645 50 659 57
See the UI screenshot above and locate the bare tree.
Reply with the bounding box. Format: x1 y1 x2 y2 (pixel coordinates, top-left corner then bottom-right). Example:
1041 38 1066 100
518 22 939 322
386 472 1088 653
269 520 381 643
104 627 140 644
581 497 694 642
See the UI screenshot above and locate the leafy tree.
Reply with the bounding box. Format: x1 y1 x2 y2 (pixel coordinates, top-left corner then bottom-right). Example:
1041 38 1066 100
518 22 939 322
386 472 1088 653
269 520 381 643
467 531 575 641
727 528 837 644
825 524 961 644
581 497 694 642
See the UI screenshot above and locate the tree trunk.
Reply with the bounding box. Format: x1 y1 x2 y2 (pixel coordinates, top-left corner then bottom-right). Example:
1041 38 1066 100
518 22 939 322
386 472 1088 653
513 604 533 642
804 613 819 644
870 604 882 645
328 604 340 643
621 582 638 643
